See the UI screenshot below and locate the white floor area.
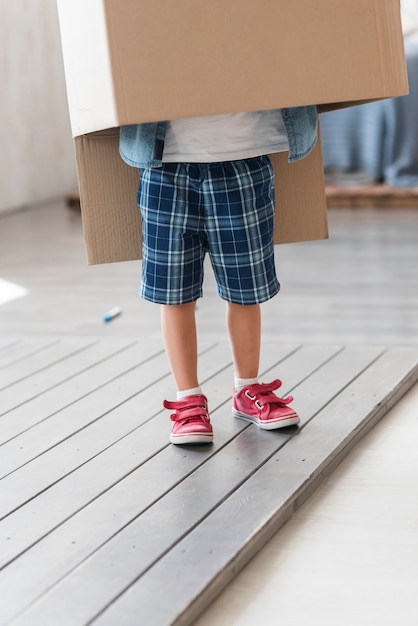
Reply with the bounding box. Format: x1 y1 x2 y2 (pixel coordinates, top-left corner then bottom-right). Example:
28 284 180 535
196 382 418 626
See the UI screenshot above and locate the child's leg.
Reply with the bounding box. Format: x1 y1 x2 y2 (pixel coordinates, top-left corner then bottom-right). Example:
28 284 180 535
228 303 300 428
161 301 199 391
138 164 212 444
161 301 213 445
226 302 260 379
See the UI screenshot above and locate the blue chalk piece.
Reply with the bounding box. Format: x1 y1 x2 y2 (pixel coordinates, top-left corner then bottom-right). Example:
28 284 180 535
103 306 122 323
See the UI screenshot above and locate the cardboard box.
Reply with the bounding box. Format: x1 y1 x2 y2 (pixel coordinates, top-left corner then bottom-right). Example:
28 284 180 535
58 0 407 135
57 0 408 265
75 128 328 264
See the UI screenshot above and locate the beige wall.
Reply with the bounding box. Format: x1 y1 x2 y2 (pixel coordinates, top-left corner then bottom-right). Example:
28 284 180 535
0 0 77 213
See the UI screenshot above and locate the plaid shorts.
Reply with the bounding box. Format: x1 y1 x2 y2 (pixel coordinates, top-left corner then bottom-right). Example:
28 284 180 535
137 155 280 305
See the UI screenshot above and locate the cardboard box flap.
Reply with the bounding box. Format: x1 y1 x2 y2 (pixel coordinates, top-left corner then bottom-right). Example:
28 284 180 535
75 130 142 264
271 139 329 247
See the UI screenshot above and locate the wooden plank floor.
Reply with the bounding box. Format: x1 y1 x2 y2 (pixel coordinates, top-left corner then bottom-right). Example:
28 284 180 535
0 338 416 625
1 201 418 624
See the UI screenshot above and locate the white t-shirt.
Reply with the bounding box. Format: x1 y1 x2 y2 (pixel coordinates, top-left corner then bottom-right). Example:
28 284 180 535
162 109 289 163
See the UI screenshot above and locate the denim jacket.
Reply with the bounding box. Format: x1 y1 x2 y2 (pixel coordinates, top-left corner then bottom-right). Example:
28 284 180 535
119 106 318 169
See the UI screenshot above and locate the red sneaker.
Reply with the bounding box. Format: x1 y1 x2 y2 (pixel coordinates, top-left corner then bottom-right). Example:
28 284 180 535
232 380 300 430
163 394 213 445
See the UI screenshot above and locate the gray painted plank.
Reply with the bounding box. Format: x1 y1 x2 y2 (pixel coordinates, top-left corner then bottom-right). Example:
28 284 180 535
0 347 171 515
0 339 140 418
0 347 170 479
0 339 58 370
0 342 296 569
0 338 99 390
89 348 418 626
3 346 385 626
0 342 224 502
0 340 162 440
0 343 303 621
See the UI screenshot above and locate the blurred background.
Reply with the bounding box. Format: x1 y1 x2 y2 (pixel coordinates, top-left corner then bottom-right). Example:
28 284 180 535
321 0 418 191
0 0 77 216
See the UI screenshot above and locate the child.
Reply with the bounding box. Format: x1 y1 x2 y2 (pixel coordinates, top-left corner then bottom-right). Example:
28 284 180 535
120 106 318 445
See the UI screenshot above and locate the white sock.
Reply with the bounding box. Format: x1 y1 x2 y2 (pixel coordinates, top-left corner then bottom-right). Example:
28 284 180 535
234 376 259 392
177 386 203 400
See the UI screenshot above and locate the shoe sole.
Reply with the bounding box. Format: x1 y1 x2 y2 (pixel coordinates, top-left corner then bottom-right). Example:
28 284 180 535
232 409 300 430
170 433 213 445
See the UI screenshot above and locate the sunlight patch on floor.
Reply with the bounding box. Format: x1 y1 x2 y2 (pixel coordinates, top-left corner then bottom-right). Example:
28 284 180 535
0 278 28 305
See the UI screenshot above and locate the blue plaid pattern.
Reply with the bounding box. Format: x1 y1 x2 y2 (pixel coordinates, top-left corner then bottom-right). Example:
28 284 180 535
137 156 280 305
